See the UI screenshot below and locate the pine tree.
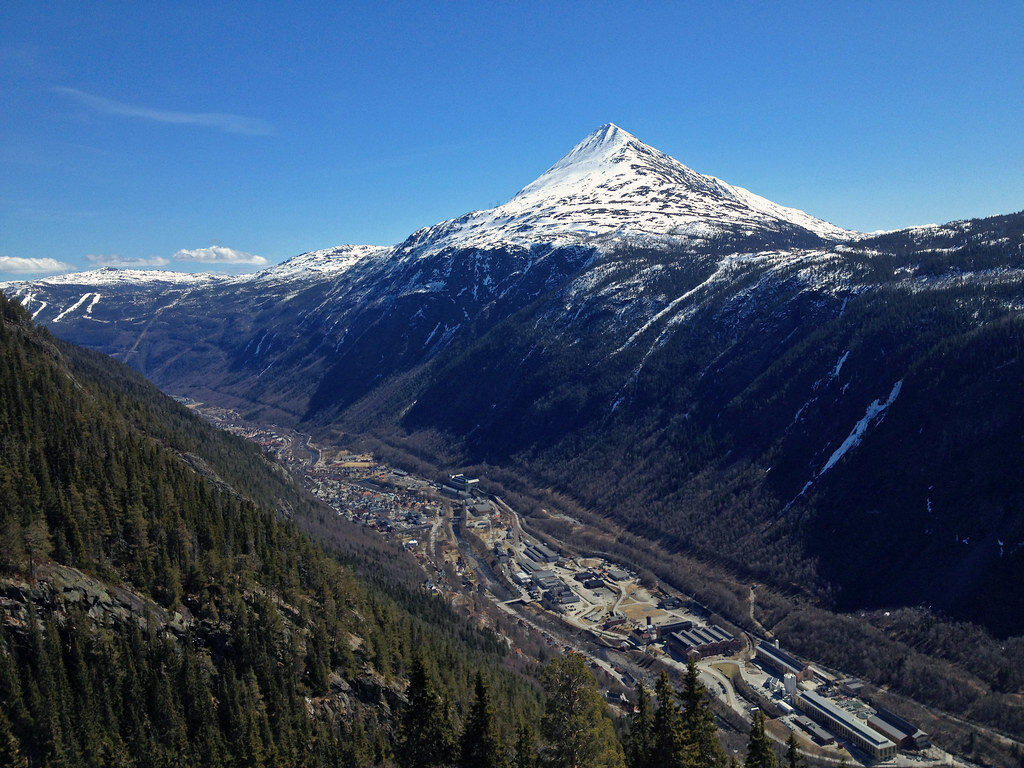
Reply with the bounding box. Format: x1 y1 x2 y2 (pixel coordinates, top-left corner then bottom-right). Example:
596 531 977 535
0 622 28 733
458 670 509 768
652 671 686 768
397 654 456 768
626 681 655 768
513 720 537 768
0 709 28 768
305 619 331 694
744 711 777 768
540 653 625 768
23 517 53 579
680 658 726 768
0 516 25 573
785 733 802 768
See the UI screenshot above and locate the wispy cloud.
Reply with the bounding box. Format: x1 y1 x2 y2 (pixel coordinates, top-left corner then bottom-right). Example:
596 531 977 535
87 254 169 268
55 87 275 136
0 256 74 274
173 246 267 265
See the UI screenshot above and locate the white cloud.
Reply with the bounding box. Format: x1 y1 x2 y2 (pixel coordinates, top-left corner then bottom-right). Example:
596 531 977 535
54 87 275 136
173 246 267 265
87 254 169 268
0 256 74 274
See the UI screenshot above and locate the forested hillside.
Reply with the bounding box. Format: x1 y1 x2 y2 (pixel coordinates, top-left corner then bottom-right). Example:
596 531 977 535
0 291 550 766
0 290 755 767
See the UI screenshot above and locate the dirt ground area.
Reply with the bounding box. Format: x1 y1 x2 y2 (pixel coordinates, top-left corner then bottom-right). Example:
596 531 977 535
621 603 664 622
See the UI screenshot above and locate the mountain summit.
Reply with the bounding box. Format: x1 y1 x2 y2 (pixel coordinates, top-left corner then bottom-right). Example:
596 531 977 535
401 123 853 255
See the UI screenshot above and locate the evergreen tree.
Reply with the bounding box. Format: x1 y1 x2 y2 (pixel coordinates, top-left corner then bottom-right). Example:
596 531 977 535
0 517 25 574
0 623 28 734
0 709 28 768
22 517 52 579
652 671 687 768
744 711 777 768
680 658 726 768
626 681 655 768
513 720 538 768
785 733 802 768
540 653 625 768
459 670 509 768
397 654 456 768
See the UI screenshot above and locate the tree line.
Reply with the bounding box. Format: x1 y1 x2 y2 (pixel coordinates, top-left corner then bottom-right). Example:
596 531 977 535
393 649 800 768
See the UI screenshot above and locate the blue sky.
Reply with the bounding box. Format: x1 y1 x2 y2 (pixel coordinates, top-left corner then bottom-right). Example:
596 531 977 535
2 1 1023 280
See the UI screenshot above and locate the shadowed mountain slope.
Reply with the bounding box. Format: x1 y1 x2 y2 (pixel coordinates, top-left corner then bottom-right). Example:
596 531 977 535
4 127 1023 635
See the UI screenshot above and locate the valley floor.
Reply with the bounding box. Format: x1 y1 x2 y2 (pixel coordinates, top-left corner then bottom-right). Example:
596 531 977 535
182 399 1006 768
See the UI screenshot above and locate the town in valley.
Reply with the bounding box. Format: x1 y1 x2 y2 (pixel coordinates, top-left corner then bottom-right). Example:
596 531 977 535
188 400 960 768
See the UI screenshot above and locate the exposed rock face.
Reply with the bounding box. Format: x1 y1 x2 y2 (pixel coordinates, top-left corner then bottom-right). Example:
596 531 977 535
0 563 188 631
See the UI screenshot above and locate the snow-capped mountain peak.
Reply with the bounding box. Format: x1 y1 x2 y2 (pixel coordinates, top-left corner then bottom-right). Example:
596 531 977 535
510 122 638 200
253 244 390 281
401 123 854 255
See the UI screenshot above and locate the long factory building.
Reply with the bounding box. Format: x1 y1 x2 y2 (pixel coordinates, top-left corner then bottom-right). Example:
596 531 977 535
796 690 896 761
755 641 814 681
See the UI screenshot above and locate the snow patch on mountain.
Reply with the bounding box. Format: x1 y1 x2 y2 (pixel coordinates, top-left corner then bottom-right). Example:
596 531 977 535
786 379 904 509
830 351 849 379
820 379 903 475
12 291 49 320
815 351 850 389
53 293 97 323
615 257 736 354
84 293 101 317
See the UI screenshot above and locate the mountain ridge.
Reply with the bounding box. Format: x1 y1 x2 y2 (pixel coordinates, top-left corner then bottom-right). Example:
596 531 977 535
3 130 1023 638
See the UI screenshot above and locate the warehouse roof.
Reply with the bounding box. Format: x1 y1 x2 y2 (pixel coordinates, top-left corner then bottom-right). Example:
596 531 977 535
799 691 894 750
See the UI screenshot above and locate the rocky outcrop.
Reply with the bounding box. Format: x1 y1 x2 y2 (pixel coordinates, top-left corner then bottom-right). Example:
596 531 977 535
0 562 190 632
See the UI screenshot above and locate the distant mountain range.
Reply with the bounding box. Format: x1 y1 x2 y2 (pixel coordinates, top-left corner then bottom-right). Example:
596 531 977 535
6 124 1023 635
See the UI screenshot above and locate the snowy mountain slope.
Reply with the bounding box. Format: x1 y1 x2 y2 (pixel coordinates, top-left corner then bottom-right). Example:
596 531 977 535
2 123 851 330
250 244 391 281
3 124 856 385
338 211 1024 634
4 127 1024 633
395 124 853 257
1 266 227 289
